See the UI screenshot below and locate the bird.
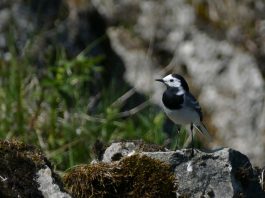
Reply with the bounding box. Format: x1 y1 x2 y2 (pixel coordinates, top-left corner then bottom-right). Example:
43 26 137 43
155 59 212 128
156 73 210 156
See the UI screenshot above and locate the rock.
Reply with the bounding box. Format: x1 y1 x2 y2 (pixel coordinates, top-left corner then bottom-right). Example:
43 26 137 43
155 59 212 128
99 142 265 197
1 139 263 197
102 140 166 163
107 27 161 97
36 166 71 198
144 149 263 197
0 140 70 198
102 142 137 163
91 0 265 166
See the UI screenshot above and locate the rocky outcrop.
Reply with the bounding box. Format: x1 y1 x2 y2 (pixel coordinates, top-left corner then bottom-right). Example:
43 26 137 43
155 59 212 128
144 149 263 197
0 140 70 198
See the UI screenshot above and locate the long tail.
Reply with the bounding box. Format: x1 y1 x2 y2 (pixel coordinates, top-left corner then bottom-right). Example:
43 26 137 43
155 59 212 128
193 122 212 141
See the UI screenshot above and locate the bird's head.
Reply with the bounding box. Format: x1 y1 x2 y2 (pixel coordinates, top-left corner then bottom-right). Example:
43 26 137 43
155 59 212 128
156 74 189 91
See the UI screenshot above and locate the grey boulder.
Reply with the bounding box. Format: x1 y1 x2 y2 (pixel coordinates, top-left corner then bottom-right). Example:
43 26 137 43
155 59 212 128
101 142 264 197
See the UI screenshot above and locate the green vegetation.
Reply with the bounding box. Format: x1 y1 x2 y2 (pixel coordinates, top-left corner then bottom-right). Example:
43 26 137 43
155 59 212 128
0 36 189 171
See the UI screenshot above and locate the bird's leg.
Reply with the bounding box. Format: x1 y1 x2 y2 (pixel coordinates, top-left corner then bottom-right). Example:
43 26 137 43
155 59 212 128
176 125 181 135
190 123 194 157
174 125 181 150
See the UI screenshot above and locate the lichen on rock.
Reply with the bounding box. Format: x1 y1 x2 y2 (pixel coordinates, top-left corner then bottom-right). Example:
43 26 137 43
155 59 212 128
36 166 71 198
101 140 166 163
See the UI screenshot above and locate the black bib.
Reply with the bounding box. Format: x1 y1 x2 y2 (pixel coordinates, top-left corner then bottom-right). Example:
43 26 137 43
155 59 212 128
162 87 184 110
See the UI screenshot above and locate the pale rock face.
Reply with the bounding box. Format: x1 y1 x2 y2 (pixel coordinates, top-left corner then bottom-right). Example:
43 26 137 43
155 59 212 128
36 166 71 198
91 0 265 166
102 142 137 163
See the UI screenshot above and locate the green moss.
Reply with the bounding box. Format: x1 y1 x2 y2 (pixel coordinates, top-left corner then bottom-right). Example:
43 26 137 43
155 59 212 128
63 154 177 198
119 155 177 197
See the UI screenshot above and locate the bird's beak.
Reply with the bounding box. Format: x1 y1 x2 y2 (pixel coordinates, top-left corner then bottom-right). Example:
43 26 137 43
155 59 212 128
155 79 164 83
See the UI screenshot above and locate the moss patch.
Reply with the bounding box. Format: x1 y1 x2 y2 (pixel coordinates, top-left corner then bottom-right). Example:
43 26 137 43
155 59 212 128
0 139 60 197
63 154 177 198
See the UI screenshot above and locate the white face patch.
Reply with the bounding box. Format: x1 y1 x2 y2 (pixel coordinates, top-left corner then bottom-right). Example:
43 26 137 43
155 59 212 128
163 74 185 95
163 74 181 87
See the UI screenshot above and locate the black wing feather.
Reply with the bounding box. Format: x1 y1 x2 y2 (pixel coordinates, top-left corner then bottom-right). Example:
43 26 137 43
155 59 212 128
184 92 203 121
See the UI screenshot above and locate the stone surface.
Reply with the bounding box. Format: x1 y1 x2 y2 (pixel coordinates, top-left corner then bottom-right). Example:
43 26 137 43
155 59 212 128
0 140 70 198
91 0 265 166
101 142 265 197
36 166 71 198
102 142 137 163
102 140 166 163
144 149 262 197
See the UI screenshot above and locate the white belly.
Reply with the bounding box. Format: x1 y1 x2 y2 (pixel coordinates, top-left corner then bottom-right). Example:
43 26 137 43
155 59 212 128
163 106 200 125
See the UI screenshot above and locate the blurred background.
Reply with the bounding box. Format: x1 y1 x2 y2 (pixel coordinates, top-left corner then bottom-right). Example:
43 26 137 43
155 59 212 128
0 0 264 170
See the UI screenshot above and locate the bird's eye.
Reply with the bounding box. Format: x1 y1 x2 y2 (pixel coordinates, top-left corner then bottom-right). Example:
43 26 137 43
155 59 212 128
170 79 174 82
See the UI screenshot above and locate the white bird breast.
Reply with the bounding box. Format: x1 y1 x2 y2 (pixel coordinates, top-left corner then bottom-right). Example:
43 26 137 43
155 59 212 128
163 105 200 126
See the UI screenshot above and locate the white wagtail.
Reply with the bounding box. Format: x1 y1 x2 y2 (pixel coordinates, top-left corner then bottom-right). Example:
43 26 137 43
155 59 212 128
156 74 210 156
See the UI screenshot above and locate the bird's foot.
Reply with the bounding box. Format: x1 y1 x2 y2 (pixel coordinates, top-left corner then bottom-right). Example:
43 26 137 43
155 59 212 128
191 148 194 157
